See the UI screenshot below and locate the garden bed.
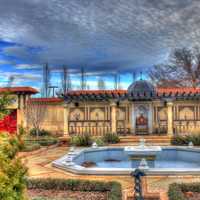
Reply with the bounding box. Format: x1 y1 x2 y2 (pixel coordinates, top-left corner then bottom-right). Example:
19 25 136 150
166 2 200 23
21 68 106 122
28 189 107 200
168 182 200 200
20 135 59 152
27 178 122 200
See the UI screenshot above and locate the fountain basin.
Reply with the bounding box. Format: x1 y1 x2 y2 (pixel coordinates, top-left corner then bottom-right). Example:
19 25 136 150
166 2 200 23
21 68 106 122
124 146 162 155
52 146 200 175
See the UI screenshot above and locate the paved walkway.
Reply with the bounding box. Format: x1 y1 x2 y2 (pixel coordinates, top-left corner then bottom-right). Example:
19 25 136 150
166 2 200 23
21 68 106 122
21 146 200 197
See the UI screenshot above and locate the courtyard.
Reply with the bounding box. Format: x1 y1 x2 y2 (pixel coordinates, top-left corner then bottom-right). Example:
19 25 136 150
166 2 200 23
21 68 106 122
19 143 200 200
1 0 200 200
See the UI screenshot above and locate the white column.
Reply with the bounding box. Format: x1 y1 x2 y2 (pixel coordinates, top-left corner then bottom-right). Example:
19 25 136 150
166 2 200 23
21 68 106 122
148 104 153 134
167 101 173 136
63 104 69 137
131 104 136 134
17 95 24 133
110 103 117 133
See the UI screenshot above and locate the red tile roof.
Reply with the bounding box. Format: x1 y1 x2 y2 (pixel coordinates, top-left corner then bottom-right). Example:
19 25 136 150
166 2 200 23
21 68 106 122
66 88 200 95
157 87 200 94
67 90 127 95
0 87 38 94
26 88 200 103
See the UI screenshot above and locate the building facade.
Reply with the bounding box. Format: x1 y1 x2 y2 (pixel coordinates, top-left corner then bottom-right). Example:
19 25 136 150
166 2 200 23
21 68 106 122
1 80 200 137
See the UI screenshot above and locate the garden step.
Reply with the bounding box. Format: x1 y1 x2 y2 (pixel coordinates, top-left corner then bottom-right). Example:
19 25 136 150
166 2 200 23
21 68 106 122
119 136 172 144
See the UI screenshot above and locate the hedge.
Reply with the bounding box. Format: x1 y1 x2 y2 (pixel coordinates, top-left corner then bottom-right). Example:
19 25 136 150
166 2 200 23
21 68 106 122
27 178 122 200
171 134 200 146
168 182 200 200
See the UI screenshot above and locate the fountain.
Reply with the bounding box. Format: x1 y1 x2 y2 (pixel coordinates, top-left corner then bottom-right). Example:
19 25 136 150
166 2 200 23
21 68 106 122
68 146 76 155
64 156 74 166
124 138 162 155
139 158 149 170
92 142 98 148
124 138 162 168
188 141 194 148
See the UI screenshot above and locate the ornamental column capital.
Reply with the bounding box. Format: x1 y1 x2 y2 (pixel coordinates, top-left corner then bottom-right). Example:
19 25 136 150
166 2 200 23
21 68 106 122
110 102 117 107
166 101 173 107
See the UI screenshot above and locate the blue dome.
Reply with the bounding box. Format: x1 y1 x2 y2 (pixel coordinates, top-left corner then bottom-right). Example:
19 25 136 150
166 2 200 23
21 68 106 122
128 80 156 95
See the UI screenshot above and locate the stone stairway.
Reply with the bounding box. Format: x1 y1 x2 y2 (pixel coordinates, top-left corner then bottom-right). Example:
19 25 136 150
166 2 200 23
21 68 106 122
112 135 172 146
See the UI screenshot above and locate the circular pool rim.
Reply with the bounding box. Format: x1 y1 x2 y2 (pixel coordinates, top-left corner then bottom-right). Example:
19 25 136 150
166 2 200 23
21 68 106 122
52 146 200 176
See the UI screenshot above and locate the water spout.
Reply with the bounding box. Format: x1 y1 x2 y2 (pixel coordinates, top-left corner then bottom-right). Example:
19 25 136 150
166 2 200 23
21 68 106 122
188 141 194 148
139 158 149 170
65 156 74 166
92 142 98 148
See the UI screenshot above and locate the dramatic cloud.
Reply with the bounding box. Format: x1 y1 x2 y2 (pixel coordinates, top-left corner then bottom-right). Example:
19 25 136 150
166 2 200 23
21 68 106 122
0 0 200 89
1 1 200 68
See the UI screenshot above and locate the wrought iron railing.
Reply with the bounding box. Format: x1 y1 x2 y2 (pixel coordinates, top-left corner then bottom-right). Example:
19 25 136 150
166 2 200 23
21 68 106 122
173 120 200 135
69 120 111 136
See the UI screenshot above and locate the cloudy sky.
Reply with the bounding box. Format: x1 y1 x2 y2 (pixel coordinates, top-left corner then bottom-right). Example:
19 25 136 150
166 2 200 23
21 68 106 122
0 0 200 92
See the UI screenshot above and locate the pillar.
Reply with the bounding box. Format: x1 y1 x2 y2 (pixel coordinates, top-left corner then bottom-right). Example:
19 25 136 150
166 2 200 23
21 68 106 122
148 104 153 134
167 101 173 136
63 104 69 137
131 104 136 134
110 102 117 133
17 95 24 133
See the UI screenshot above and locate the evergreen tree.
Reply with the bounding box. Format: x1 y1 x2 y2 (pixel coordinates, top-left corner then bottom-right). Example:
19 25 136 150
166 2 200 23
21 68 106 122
0 93 27 200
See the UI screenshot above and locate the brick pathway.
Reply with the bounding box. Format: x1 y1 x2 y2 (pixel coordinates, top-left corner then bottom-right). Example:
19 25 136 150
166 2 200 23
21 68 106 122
20 146 200 199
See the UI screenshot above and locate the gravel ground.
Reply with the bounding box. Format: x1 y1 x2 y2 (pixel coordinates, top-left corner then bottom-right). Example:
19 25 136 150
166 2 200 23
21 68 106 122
28 189 107 200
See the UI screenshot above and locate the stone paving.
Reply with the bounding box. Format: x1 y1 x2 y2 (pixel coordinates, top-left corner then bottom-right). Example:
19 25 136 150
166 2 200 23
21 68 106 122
20 145 200 198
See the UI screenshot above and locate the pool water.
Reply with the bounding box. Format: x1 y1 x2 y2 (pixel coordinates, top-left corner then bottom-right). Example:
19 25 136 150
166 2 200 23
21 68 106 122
73 147 200 169
52 146 200 175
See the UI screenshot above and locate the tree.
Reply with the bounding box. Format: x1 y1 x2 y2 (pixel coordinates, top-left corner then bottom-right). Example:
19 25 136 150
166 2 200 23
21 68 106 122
24 99 47 137
0 132 27 200
150 47 200 87
0 93 13 120
97 78 106 90
0 94 27 200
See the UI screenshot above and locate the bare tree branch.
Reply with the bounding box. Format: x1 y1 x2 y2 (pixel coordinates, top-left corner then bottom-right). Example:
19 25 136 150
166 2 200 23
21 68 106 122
24 100 47 136
150 47 200 88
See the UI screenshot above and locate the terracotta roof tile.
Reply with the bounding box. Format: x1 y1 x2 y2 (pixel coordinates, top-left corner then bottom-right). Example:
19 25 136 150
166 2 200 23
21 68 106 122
67 90 127 95
0 87 38 94
66 88 200 95
157 87 200 94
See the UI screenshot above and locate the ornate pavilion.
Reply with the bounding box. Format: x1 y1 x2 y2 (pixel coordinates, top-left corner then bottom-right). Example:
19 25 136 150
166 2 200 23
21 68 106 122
1 80 200 137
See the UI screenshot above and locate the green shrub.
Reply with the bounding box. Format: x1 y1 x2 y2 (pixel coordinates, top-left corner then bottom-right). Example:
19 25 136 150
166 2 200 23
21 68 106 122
30 129 51 137
0 133 27 200
27 178 122 200
168 182 200 200
21 142 41 152
23 134 58 149
168 183 186 200
94 137 105 146
102 133 120 144
171 134 200 146
70 134 92 146
37 136 58 146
